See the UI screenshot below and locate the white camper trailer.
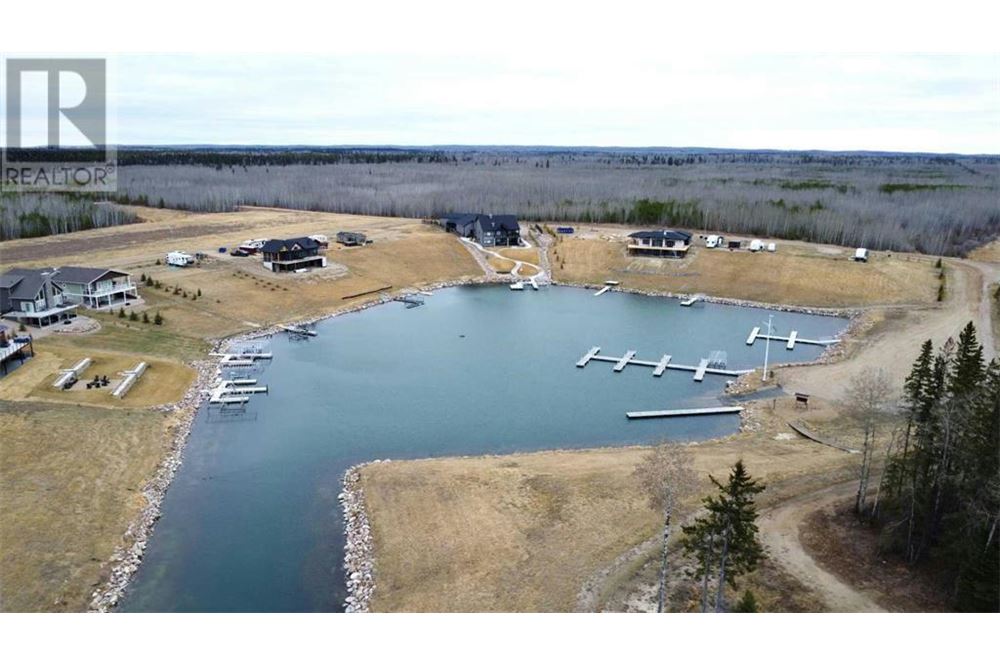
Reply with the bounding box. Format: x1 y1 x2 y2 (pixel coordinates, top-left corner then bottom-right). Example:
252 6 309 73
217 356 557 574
705 234 725 249
854 247 869 262
166 251 195 267
749 239 764 252
238 238 268 254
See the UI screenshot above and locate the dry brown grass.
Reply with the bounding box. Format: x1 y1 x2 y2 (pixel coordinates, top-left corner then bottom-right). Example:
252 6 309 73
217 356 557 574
1 208 482 341
487 257 516 273
968 239 1000 263
17 341 195 408
361 398 853 612
0 401 170 611
551 235 938 308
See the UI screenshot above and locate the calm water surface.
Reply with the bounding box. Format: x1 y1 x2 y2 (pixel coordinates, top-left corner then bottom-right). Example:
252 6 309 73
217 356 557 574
122 285 846 611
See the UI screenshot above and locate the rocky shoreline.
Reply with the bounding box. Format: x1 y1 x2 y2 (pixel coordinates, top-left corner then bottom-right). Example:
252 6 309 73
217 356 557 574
339 462 385 612
88 271 858 612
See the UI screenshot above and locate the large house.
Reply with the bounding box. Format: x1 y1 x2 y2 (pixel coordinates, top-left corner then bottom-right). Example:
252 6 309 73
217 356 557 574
55 266 138 309
627 230 692 258
0 268 79 327
261 237 328 272
439 213 520 247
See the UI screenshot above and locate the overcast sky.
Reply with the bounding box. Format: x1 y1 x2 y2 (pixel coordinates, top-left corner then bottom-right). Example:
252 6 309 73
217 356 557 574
11 53 1000 154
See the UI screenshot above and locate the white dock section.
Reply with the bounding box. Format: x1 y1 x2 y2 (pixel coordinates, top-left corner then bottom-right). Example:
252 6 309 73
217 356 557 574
614 350 637 371
577 346 601 367
746 328 838 349
53 357 92 387
529 277 539 290
680 296 699 307
653 354 672 377
113 362 148 399
594 285 612 297
626 406 744 419
576 347 751 381
209 379 268 404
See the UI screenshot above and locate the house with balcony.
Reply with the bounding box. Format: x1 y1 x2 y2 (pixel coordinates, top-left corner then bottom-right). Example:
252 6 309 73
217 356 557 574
261 237 328 272
0 268 79 328
438 213 520 247
627 230 692 258
54 266 139 309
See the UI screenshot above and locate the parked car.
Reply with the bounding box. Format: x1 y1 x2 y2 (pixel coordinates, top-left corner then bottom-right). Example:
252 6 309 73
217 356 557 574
230 248 250 257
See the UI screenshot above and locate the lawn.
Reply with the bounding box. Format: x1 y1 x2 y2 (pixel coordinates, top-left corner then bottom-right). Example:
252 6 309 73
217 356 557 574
550 235 938 308
360 397 855 612
0 401 170 611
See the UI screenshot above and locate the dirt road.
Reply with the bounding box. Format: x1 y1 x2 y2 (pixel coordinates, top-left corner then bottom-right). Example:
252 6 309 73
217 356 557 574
782 258 997 401
759 480 886 612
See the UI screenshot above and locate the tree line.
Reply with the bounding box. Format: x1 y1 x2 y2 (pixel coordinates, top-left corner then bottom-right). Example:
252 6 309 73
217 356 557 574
868 323 999 611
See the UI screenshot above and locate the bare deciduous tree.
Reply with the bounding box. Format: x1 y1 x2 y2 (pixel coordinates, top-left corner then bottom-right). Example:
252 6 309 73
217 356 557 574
846 367 893 516
633 444 697 612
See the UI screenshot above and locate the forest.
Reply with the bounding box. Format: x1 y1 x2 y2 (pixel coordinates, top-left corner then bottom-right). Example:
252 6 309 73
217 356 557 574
2 147 998 255
864 324 998 611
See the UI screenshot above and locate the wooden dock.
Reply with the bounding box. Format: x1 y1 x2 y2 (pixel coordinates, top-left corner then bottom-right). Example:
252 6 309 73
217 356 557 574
746 328 838 349
577 347 751 381
627 406 743 419
788 421 859 453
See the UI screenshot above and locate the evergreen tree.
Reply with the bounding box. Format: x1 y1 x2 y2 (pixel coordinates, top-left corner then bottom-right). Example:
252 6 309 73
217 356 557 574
681 460 766 612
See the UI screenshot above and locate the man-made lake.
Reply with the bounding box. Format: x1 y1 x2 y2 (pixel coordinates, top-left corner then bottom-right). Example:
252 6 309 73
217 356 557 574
121 285 846 611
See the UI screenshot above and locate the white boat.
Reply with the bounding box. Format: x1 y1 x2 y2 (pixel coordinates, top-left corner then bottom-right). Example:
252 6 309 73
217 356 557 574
509 281 525 291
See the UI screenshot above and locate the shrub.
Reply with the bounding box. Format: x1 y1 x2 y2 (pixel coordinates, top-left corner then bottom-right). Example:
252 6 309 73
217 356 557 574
153 311 163 325
142 312 150 323
735 590 758 613
128 311 139 321
18 322 26 332
118 307 126 318
155 258 161 265
197 288 202 297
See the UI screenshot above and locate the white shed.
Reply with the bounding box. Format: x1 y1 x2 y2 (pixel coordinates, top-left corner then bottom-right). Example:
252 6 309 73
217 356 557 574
854 248 869 262
749 239 764 252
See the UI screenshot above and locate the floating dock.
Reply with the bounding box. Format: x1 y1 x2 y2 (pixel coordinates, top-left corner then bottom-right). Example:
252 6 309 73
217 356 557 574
614 350 637 371
594 285 611 296
626 406 744 419
577 347 751 381
577 346 601 367
653 354 672 377
529 277 539 290
746 328 838 349
280 325 317 337
209 379 268 404
679 295 701 307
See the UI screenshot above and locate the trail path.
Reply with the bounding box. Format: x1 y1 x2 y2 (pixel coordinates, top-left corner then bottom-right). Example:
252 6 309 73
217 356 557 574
758 480 886 612
783 258 997 401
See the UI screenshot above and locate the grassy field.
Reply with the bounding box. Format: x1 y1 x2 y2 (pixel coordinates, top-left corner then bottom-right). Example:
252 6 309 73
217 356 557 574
361 397 855 612
487 257 515 273
550 228 938 307
0 401 170 611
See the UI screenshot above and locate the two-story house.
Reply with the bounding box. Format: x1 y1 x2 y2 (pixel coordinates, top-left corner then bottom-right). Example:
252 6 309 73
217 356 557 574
260 237 328 272
0 268 79 327
55 267 139 309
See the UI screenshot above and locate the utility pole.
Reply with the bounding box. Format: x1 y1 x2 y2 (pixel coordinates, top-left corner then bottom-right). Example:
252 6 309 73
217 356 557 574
762 313 773 382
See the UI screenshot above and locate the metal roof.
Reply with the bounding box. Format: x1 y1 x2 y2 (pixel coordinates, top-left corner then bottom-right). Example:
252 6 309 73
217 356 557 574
628 230 692 242
54 266 126 285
